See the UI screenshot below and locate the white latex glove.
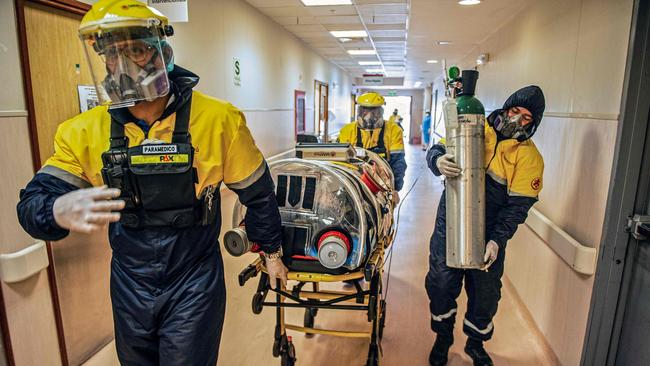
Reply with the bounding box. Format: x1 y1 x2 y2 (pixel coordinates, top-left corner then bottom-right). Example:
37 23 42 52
266 257 289 288
436 154 461 178
53 186 125 234
392 190 400 206
482 240 499 271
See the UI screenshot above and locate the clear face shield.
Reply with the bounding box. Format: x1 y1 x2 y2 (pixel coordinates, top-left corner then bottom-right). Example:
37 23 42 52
81 24 172 108
356 106 384 130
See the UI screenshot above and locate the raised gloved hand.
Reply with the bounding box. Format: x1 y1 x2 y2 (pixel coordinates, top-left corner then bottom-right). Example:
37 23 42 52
482 240 499 271
436 154 461 178
53 186 125 234
266 257 289 288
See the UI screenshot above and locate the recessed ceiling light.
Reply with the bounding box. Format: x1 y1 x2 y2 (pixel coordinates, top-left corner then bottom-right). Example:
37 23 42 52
427 59 439 64
414 81 422 88
300 0 352 5
330 30 367 38
359 61 381 66
438 41 452 45
348 49 376 55
365 68 384 73
459 0 481 5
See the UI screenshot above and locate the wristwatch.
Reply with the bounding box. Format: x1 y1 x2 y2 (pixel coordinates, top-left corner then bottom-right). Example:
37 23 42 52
264 247 283 261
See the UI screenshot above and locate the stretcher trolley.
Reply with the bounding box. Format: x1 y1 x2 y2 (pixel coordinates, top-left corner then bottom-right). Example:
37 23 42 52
224 144 397 366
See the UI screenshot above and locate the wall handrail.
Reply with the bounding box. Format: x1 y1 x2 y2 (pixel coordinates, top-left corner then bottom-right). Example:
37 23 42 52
525 208 597 275
0 240 49 283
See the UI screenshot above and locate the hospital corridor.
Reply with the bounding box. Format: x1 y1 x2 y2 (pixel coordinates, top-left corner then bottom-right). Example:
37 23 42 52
0 0 649 366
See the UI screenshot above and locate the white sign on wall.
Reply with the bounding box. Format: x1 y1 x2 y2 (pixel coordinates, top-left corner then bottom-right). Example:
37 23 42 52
233 58 241 87
77 85 99 113
148 0 188 22
362 76 384 86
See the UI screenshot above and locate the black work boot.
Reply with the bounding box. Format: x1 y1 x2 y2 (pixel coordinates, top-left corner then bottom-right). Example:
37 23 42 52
429 335 453 366
464 339 493 366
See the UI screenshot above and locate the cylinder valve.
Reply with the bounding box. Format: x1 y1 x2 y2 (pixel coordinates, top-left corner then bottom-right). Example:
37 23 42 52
224 227 253 257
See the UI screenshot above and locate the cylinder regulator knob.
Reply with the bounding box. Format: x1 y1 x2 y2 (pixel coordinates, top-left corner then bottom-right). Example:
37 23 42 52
224 227 252 257
317 231 351 269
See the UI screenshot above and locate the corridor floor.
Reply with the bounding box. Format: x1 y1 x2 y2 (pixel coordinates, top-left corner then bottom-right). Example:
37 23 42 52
216 144 558 366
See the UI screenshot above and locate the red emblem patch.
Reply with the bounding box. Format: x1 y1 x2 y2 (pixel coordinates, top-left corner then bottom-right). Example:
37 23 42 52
531 177 541 190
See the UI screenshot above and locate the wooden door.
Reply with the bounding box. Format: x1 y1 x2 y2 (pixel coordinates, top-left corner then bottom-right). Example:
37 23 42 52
23 3 113 365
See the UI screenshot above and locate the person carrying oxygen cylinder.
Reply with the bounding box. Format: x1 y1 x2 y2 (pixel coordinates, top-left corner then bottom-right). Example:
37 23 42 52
425 86 545 366
338 92 407 203
16 0 288 364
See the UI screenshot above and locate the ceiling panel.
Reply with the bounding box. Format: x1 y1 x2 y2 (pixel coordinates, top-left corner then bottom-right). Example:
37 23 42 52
273 16 299 26
245 0 302 7
305 5 357 16
317 47 347 55
323 24 367 32
337 40 372 47
366 23 406 31
355 0 407 4
357 4 409 16
372 36 407 42
364 14 408 24
255 6 312 17
317 15 362 25
369 29 406 37
284 24 327 33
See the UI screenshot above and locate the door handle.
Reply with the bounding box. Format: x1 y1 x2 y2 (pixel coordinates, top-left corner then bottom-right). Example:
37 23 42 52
627 215 650 241
638 223 650 241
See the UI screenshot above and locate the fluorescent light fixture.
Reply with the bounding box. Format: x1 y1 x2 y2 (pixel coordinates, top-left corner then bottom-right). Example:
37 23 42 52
476 53 489 65
330 30 367 38
414 81 422 88
300 0 352 5
426 59 439 64
348 49 376 55
438 41 452 45
365 68 384 73
359 61 382 66
459 0 481 5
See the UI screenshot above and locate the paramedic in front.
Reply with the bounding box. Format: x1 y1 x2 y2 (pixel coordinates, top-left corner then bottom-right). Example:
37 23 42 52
16 0 287 364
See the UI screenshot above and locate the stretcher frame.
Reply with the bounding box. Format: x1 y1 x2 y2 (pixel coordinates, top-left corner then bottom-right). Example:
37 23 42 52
237 235 393 366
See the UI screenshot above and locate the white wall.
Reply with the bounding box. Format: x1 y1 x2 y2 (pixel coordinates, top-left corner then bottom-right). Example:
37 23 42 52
453 0 633 364
169 0 354 156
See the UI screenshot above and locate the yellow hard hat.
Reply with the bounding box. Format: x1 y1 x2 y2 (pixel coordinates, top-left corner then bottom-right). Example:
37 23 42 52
79 0 172 37
356 92 385 107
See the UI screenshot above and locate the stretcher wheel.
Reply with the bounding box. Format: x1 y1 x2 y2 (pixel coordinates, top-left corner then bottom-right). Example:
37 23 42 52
368 296 377 322
280 337 296 366
273 338 281 358
366 344 380 366
304 308 315 337
378 300 386 339
252 293 264 314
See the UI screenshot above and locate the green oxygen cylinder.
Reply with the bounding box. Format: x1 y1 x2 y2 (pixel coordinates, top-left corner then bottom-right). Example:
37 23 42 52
444 69 486 269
